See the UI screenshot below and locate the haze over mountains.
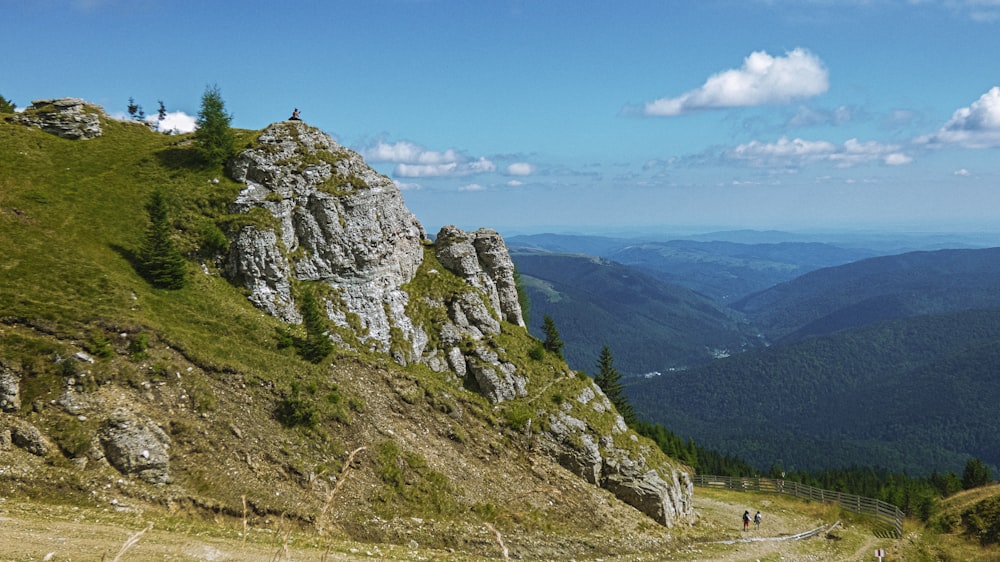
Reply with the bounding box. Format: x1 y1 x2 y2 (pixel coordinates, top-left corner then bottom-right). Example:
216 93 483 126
510 231 1000 476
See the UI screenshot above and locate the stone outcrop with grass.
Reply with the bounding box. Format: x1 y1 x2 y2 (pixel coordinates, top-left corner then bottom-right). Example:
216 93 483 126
0 103 695 558
225 121 427 361
10 97 104 139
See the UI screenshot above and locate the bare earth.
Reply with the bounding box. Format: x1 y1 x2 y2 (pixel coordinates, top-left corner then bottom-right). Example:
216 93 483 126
0 489 891 562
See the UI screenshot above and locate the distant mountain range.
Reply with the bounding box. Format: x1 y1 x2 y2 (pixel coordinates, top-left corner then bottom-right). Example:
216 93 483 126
510 234 1000 476
511 249 759 374
734 247 1000 343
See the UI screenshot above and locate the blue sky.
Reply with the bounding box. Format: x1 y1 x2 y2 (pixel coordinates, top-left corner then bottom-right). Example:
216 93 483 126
4 0 1000 235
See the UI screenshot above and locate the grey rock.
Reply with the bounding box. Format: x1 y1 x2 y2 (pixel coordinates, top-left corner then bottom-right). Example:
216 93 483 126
602 450 694 527
0 363 20 412
537 380 694 526
434 226 525 328
11 421 51 456
224 122 426 361
466 345 527 404
13 98 103 139
99 409 170 485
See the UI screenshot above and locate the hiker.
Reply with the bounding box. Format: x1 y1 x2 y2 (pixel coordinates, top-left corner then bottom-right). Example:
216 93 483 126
289 108 301 120
754 510 762 529
743 510 751 531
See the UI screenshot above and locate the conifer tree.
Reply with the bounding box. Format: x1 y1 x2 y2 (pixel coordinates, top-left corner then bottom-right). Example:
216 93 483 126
594 344 636 426
297 291 334 364
194 84 235 166
962 457 992 490
0 95 15 113
139 190 187 289
127 97 144 121
541 314 564 359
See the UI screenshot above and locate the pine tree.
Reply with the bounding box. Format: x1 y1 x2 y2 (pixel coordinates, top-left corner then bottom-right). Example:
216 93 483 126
962 457 992 490
594 344 636 426
194 84 235 166
139 191 187 289
297 291 334 364
0 95 15 113
127 97 144 121
541 314 564 359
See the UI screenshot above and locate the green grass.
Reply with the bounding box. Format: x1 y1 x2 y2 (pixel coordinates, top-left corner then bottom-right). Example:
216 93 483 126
0 118 329 384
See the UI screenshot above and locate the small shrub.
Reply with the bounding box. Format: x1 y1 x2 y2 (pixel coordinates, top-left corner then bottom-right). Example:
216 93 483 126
85 331 114 359
127 334 149 361
199 222 229 256
275 394 319 428
503 402 533 432
186 377 217 413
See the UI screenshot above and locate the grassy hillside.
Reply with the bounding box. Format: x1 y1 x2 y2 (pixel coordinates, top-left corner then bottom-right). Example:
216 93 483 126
627 307 1000 476
512 250 760 373
0 111 686 559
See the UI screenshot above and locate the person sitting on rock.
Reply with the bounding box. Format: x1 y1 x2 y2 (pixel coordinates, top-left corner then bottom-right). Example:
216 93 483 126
289 108 301 121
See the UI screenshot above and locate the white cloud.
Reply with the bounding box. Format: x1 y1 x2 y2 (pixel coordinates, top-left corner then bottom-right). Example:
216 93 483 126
149 111 197 134
954 168 971 176
638 48 829 116
362 140 495 178
506 162 535 176
393 179 422 191
507 179 524 186
787 105 853 128
917 86 1000 148
726 136 911 168
363 140 460 165
459 183 486 191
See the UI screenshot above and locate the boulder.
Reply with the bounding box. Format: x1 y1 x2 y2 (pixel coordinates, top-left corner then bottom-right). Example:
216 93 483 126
13 98 103 139
11 421 51 456
98 409 170 485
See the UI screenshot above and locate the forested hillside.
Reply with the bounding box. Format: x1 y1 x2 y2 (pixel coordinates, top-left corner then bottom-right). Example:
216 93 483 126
511 250 759 373
735 247 1000 342
626 307 1000 476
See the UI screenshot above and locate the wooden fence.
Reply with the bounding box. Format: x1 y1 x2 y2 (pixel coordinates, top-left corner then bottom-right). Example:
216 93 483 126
692 474 904 537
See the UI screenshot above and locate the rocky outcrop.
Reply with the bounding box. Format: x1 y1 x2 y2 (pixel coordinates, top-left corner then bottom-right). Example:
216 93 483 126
12 98 103 139
224 121 427 359
11 420 52 457
537 380 693 526
98 409 170 485
434 226 525 328
217 122 689 524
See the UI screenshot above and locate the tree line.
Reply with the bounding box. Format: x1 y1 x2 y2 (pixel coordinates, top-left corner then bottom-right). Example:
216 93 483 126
539 314 995 524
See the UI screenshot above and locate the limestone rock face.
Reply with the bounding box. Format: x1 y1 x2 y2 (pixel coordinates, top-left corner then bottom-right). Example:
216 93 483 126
98 409 170 485
13 98 103 139
537 380 694 526
414 225 528 402
225 121 427 360
434 226 525 328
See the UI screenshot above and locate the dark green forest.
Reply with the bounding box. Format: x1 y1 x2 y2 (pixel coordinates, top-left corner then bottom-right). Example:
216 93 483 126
627 307 1000 476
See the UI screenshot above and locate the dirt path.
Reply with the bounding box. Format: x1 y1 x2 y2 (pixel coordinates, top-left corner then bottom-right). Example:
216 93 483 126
671 492 877 561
